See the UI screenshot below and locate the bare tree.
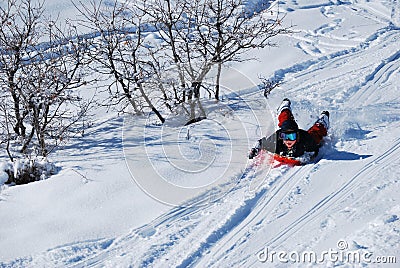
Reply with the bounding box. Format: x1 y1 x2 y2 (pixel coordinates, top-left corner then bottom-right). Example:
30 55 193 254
75 0 166 123
18 22 93 157
69 0 291 126
258 76 281 99
207 0 291 100
0 0 44 146
0 0 93 163
137 0 292 124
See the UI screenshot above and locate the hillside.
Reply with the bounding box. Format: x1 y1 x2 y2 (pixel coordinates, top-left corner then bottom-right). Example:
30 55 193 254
1 0 399 267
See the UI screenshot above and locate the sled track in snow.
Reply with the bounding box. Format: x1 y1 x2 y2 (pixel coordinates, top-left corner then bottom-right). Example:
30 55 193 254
195 162 322 267
64 163 263 267
176 165 314 267
176 188 268 267
248 138 400 265
66 160 311 267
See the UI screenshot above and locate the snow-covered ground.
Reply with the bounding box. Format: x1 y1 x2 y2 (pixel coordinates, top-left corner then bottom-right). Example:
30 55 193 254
1 0 399 267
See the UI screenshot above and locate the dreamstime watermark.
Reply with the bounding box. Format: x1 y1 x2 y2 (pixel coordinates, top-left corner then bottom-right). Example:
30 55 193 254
257 240 397 265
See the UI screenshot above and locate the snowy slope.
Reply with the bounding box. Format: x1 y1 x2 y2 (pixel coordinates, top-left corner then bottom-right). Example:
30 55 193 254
1 0 400 267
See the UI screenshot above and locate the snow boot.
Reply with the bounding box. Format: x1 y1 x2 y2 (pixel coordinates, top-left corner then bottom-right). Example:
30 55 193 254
316 111 330 130
277 98 291 114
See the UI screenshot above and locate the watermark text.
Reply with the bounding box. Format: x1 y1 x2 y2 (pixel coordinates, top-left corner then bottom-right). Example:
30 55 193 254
257 240 397 265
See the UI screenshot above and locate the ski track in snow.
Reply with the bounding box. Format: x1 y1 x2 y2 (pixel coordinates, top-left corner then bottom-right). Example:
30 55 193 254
1 1 400 267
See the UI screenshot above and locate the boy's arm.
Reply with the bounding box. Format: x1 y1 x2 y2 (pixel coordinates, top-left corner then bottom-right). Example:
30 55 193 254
259 132 278 153
303 133 320 156
249 132 279 159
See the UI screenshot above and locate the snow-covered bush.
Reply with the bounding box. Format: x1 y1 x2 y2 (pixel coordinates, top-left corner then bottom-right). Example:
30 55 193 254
0 162 12 186
0 158 58 186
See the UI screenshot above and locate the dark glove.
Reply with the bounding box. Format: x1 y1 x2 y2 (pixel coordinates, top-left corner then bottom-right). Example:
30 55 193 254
248 148 259 159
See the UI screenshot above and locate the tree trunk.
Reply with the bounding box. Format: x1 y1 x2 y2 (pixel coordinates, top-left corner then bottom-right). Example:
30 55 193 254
137 81 165 124
192 82 201 99
20 128 35 155
113 71 140 114
185 82 206 125
9 82 26 137
215 62 222 101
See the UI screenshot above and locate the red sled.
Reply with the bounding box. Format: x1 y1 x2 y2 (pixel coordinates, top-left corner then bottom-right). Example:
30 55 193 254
272 154 302 166
252 151 304 167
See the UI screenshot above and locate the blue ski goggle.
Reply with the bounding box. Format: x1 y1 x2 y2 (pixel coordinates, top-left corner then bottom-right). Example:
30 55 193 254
280 132 297 141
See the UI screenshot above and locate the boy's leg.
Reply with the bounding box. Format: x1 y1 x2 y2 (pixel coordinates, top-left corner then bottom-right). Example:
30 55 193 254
308 111 329 145
277 98 295 127
307 124 327 145
278 109 295 127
